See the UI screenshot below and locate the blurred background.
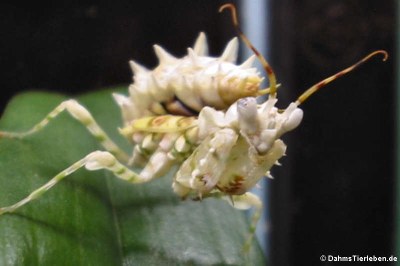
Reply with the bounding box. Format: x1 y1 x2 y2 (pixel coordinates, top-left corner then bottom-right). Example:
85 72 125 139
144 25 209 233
0 0 396 265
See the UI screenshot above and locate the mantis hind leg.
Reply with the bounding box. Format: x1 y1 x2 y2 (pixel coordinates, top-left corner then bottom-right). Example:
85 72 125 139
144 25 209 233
206 191 262 253
0 99 129 162
229 192 263 253
0 151 150 215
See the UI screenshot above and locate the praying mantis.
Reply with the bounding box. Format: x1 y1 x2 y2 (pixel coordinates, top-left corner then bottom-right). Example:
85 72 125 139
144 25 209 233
0 3 388 257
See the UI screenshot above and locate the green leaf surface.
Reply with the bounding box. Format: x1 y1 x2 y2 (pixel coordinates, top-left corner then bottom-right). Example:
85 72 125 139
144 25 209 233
0 89 266 266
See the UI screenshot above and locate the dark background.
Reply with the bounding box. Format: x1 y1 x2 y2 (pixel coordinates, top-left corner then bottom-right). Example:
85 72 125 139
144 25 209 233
0 1 396 265
270 1 396 266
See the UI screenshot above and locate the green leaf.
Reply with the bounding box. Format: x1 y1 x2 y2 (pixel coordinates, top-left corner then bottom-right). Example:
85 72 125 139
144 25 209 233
0 89 266 266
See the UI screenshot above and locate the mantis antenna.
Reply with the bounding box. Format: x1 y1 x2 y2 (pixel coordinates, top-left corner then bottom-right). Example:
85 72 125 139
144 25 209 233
219 3 278 98
295 50 388 105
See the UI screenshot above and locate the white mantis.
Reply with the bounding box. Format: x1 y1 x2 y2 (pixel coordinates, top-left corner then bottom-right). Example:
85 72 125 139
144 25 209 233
0 3 388 252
